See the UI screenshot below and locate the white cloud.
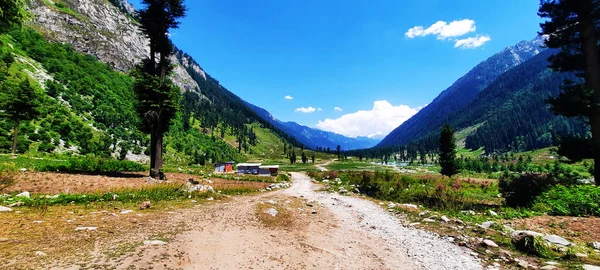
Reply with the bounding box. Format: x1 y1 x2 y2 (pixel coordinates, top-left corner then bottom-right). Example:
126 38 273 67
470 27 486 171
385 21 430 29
454 35 491 49
318 108 322 111
295 106 317 113
334 107 343 112
405 19 476 39
284 95 293 100
316 100 423 138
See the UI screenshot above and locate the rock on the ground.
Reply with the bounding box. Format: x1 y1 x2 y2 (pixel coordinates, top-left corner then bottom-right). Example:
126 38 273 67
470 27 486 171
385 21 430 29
16 191 30 198
139 201 151 209
418 211 429 216
120 210 134 215
479 221 495 229
488 210 498 216
264 208 278 217
461 210 476 215
267 200 277 205
583 265 600 270
144 240 167 246
483 239 499 248
207 197 214 201
441 216 450 223
34 251 47 257
543 234 571 246
511 230 543 242
540 266 557 270
576 253 589 258
422 218 436 223
75 227 97 231
0 206 12 212
592 242 600 250
399 203 418 210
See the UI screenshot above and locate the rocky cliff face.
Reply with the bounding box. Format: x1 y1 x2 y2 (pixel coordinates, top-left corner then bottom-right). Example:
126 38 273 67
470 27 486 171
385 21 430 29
28 0 201 93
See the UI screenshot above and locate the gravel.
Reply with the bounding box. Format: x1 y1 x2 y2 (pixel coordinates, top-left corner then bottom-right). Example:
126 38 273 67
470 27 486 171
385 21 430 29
286 172 481 270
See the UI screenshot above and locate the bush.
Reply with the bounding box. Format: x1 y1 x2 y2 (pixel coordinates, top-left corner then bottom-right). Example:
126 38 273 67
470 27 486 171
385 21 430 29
276 173 290 182
513 235 555 258
0 171 16 192
499 173 555 207
38 156 145 173
534 185 600 216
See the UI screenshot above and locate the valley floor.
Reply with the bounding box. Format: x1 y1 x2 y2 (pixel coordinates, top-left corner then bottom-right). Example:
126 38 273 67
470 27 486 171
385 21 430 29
57 172 480 270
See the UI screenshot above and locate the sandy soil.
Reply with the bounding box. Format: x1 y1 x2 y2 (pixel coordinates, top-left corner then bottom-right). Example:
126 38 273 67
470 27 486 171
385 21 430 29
66 172 481 270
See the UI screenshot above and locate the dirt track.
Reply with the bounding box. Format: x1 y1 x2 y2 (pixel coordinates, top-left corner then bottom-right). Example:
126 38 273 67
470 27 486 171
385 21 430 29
68 172 481 270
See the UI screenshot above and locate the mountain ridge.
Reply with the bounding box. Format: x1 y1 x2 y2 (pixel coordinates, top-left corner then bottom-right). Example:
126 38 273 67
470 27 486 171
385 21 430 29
378 36 546 148
246 102 380 150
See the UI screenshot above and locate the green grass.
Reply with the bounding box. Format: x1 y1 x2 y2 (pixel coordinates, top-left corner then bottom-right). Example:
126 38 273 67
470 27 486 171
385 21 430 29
0 183 216 206
326 160 384 171
42 0 86 21
0 154 68 171
0 154 145 173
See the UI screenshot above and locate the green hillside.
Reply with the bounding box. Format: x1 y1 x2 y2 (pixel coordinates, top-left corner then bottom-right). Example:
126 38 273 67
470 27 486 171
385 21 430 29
0 28 301 165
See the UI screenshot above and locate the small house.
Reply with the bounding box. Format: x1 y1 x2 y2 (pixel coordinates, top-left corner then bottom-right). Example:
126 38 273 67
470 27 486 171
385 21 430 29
259 165 279 176
214 162 235 173
237 163 262 174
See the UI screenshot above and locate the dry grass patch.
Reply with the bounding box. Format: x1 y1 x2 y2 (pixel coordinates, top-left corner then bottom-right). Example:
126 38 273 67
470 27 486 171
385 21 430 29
255 197 306 229
6 172 271 195
0 199 204 269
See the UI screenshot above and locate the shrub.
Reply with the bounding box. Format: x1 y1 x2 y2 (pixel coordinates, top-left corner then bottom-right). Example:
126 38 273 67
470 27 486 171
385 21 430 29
276 173 290 182
38 156 145 173
513 235 555 258
499 173 555 207
0 171 16 192
534 185 600 216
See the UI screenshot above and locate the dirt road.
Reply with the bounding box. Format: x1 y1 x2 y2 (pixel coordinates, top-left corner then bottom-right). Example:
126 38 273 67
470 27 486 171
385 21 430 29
86 173 480 270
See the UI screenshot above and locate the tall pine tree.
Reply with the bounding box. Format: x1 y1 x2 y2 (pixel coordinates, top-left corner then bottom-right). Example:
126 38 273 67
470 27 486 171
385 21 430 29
439 124 458 177
539 0 600 184
134 0 186 178
0 74 41 155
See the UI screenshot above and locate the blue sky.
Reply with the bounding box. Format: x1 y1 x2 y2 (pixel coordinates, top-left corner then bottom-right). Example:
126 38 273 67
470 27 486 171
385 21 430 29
129 0 542 138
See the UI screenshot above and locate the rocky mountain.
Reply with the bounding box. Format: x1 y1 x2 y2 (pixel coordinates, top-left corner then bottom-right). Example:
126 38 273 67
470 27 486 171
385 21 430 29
29 0 200 93
378 36 546 148
246 103 380 150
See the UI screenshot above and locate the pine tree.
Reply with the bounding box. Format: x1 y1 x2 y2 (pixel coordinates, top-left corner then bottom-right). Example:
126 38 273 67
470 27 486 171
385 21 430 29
539 0 600 184
0 73 41 155
439 124 458 177
134 0 186 178
336 145 341 159
311 154 315 163
301 152 307 164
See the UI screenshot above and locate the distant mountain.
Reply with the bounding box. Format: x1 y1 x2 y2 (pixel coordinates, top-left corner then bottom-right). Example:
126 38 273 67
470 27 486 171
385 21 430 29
378 36 546 148
246 103 380 150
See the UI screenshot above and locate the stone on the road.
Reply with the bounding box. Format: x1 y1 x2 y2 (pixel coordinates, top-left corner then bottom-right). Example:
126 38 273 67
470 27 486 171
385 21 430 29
144 240 167 246
34 251 47 257
75 227 97 231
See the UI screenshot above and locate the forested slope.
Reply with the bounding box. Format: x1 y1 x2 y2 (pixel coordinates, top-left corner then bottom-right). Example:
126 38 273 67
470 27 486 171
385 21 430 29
378 37 545 148
386 49 587 154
